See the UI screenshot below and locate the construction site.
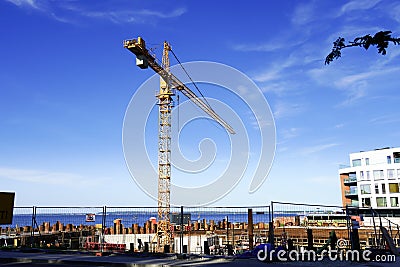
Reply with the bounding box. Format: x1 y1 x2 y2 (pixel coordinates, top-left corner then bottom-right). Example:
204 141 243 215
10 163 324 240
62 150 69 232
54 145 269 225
1 36 400 264
0 202 399 261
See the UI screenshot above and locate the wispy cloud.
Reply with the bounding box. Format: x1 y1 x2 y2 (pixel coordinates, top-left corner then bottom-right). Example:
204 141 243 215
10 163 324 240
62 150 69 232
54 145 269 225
334 67 400 106
249 114 274 130
334 71 375 88
334 123 345 129
291 1 315 26
339 0 381 16
273 101 305 119
369 115 400 125
309 64 400 107
79 8 186 24
387 2 400 23
232 35 307 53
253 56 298 83
277 127 301 146
5 0 187 24
261 83 284 94
306 175 337 185
335 74 368 106
301 143 339 156
5 0 39 9
0 167 91 186
232 42 284 53
136 8 186 19
281 127 300 140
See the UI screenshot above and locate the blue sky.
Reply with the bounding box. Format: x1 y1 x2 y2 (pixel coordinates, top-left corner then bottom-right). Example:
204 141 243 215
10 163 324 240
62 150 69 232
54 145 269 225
1 0 400 206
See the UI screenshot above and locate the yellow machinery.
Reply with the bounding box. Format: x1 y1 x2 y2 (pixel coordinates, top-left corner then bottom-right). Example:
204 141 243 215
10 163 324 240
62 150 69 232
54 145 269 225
124 37 234 252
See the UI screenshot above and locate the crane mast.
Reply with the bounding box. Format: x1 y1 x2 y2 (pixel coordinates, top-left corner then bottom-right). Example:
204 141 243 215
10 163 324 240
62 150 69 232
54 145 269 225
157 41 173 250
124 37 235 252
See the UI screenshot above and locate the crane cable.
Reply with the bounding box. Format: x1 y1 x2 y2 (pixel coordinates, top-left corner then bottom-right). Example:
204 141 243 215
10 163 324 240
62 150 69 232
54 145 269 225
169 49 214 112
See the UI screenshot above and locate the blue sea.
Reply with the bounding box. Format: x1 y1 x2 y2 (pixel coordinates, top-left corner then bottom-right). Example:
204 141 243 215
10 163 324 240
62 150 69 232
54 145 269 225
4 210 279 229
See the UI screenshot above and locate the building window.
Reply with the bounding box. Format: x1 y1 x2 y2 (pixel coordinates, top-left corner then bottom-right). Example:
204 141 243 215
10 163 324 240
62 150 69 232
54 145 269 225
394 152 400 163
365 158 370 165
390 197 399 207
360 171 364 180
360 184 371 194
397 169 400 178
373 170 384 180
387 169 395 179
375 184 379 194
349 172 357 180
387 156 392 164
352 159 361 167
366 171 370 180
362 198 371 207
389 183 400 193
382 184 386 194
376 197 387 207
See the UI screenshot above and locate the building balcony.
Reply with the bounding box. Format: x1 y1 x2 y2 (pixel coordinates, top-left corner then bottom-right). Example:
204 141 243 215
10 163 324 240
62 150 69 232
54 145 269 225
350 201 359 207
343 177 357 185
345 189 358 198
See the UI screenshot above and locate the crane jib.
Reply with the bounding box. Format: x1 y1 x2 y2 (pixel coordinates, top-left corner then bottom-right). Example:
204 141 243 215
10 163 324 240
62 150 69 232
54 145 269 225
124 37 235 135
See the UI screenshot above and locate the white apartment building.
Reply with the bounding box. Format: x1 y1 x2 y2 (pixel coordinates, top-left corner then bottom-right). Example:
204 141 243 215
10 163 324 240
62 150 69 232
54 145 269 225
339 147 400 211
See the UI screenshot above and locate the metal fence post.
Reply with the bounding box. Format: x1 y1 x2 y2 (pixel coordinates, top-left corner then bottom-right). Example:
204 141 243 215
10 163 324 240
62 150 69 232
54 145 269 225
248 208 253 250
269 202 274 246
30 206 35 247
346 205 351 248
180 206 183 254
102 206 107 252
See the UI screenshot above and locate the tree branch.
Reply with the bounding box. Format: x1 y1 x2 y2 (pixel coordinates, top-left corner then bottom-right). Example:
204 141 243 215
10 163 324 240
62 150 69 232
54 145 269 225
325 31 400 65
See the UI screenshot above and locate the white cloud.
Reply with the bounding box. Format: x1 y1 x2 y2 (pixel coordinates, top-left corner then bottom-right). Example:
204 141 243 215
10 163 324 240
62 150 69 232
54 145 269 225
301 143 339 156
388 2 400 23
253 69 281 83
80 8 186 24
276 127 301 146
339 0 381 16
309 64 400 107
281 127 300 140
334 71 375 88
5 0 187 24
306 175 336 185
136 8 187 19
0 167 91 186
333 67 400 106
335 80 367 107
369 115 400 125
232 42 284 52
253 56 298 83
273 101 305 119
247 111 274 130
291 2 315 26
6 0 39 9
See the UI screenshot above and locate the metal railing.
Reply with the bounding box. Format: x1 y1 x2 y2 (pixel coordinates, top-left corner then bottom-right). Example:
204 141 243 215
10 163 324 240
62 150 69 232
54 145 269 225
344 177 357 184
0 205 271 255
345 189 358 196
2 203 399 256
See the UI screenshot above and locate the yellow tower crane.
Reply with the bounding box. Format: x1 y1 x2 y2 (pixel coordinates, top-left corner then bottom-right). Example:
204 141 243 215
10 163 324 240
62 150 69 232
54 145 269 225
123 37 235 252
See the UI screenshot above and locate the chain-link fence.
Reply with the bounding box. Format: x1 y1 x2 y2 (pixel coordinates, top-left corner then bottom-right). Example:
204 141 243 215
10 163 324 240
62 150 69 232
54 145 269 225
177 206 270 255
271 201 349 252
2 203 399 256
0 205 270 254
